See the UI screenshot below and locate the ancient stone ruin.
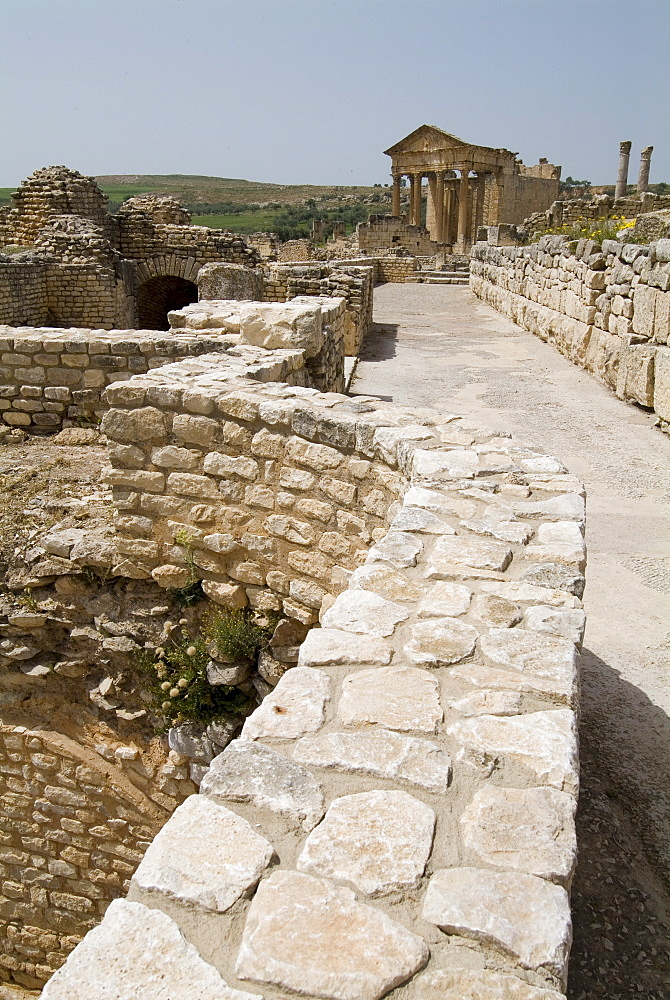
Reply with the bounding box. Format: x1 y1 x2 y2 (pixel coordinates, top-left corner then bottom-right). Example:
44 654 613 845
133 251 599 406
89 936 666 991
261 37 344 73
0 141 666 997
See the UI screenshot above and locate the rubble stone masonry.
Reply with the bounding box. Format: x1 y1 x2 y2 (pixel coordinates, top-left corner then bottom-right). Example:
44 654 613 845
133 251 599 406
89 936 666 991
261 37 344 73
470 235 670 430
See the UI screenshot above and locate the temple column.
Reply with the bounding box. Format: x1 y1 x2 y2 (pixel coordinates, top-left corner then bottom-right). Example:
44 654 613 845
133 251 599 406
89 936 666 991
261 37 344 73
637 146 653 194
410 173 423 226
392 174 402 215
615 140 632 200
456 169 470 248
435 171 445 242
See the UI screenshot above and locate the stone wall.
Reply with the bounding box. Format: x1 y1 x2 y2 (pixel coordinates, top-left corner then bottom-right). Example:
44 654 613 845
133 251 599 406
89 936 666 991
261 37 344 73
470 236 670 430
357 216 439 255
523 193 670 236
43 351 585 998
0 724 170 988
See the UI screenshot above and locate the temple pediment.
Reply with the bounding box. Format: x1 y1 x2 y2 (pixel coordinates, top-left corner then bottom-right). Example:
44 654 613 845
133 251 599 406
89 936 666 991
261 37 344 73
384 125 470 157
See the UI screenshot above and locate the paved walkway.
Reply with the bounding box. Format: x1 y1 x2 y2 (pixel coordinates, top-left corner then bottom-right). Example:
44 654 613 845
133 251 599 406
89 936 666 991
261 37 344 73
352 283 670 999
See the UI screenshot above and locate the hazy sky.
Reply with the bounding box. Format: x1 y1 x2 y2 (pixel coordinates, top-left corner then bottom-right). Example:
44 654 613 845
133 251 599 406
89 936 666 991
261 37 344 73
2 0 668 187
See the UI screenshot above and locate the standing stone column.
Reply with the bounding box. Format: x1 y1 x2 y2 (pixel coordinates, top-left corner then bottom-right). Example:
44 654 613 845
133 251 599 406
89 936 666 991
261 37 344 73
410 174 423 226
456 169 470 248
637 146 653 194
392 175 402 216
615 141 632 200
435 171 445 242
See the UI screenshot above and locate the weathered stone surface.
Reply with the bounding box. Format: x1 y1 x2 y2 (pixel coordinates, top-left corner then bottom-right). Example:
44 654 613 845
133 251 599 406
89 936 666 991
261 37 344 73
403 485 477 518
404 617 478 666
41 899 260 999
425 535 512 576
294 729 451 793
413 448 479 479
390 507 456 534
297 789 435 895
168 724 215 764
423 868 571 980
236 870 429 1000
298 627 392 667
471 594 522 627
207 659 251 686
132 795 274 911
522 605 586 645
461 510 533 544
349 564 425 602
241 667 330 740
449 688 524 716
416 580 472 617
240 301 323 357
448 710 578 793
461 785 577 884
367 531 423 568
201 741 324 831
521 562 585 597
411 968 564 999
450 661 573 704
478 580 581 608
321 590 409 637
339 665 443 733
479 628 577 702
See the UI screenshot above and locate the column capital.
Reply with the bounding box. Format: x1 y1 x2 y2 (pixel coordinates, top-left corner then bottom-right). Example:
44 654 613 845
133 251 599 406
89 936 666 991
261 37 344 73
619 140 632 155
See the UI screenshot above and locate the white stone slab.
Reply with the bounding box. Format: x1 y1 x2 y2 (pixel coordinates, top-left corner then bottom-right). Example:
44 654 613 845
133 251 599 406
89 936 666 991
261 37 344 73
298 627 392 667
200 741 324 831
339 665 443 733
236 870 428 1000
297 789 435 895
422 867 571 980
412 968 564 999
41 899 261 999
241 668 330 740
321 590 409 637
390 507 456 534
417 581 472 617
349 564 425 602
449 689 524 717
413 448 479 479
367 531 423 568
294 729 451 793
471 594 522 627
478 580 581 608
461 785 577 884
450 662 574 706
478 628 577 703
448 710 579 794
522 605 586 645
425 535 512 576
402 485 477 518
461 511 533 545
404 618 478 666
132 795 274 911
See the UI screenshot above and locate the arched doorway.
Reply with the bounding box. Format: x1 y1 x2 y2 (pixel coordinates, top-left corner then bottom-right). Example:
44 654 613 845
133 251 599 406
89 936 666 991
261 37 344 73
137 275 198 330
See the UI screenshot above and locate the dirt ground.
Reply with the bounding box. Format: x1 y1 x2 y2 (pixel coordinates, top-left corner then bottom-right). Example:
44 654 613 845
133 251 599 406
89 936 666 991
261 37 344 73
352 283 670 999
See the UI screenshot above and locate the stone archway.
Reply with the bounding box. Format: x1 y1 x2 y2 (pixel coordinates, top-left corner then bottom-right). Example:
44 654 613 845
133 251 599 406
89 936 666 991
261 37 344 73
137 275 198 330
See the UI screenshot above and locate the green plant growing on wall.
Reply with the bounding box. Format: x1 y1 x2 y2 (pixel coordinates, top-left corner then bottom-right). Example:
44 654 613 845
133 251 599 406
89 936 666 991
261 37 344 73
136 609 277 729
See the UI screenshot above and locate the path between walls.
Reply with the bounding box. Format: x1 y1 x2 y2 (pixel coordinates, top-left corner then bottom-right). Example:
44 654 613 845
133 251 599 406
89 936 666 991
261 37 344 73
352 282 670 998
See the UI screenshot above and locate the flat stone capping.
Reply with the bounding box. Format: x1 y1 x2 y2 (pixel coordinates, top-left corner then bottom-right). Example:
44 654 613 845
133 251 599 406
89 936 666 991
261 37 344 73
44 340 585 998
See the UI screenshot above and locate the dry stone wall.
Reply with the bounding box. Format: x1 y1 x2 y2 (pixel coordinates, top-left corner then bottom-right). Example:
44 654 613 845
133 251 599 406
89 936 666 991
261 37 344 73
42 327 586 999
471 236 670 430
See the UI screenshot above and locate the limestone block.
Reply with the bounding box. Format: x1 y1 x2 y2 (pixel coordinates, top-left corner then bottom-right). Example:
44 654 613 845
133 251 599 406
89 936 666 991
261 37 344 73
616 345 656 407
478 580 581 608
461 510 533 545
632 283 658 338
339 665 443 733
510 493 585 523
417 580 472 617
367 531 423 567
411 968 563 999
461 785 577 883
196 263 261 300
402 485 477 518
425 535 512 576
390 507 455 534
240 302 324 358
423 868 571 981
321 590 409 637
481 627 577 702
203 452 259 480
298 627 392 667
132 795 274 911
522 606 586 645
286 435 343 470
449 688 523 716
150 445 200 470
40 899 260 999
294 729 451 793
404 617 478 665
201 580 248 608
373 425 434 465
412 448 478 479
471 594 522 627
449 709 578 793
520 561 584 597
151 564 190 588
349 564 425 602
201 741 324 831
652 346 670 421
241 667 330 740
100 406 168 445
235 870 429 1000
297 789 435 895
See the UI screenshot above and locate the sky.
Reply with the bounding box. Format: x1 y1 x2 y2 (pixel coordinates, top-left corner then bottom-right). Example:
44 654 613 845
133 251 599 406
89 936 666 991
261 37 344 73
2 0 668 188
